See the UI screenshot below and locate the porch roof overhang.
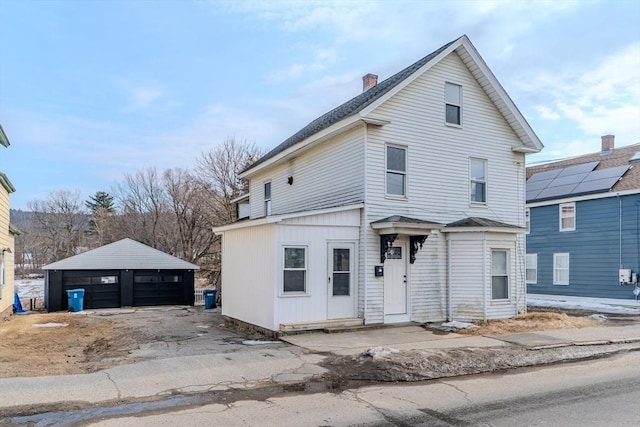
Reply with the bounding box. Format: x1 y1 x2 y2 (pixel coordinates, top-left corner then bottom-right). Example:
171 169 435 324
441 217 524 234
370 215 444 236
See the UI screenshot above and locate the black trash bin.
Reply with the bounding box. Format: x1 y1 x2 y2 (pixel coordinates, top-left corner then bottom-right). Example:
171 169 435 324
203 290 217 309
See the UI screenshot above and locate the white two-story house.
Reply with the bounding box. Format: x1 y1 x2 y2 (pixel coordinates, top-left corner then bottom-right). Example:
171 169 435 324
213 35 543 333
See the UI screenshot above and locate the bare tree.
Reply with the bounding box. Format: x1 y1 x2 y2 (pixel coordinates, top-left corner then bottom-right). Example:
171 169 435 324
114 167 174 253
163 168 216 264
196 137 263 226
27 189 88 263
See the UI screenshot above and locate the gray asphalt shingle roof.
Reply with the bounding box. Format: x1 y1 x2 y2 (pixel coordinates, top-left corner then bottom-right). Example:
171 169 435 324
445 217 520 228
243 37 459 173
42 238 200 271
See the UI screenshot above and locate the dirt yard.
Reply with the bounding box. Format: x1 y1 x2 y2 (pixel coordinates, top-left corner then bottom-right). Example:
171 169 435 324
0 308 619 379
0 307 250 378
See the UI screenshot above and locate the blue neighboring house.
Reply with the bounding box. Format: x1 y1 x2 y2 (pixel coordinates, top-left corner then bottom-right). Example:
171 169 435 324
526 135 640 301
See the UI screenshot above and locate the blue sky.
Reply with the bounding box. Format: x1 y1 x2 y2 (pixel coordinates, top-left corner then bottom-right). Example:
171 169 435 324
1 0 639 210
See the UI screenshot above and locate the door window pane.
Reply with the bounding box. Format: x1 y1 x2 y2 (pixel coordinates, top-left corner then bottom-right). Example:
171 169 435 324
332 273 350 296
332 248 350 296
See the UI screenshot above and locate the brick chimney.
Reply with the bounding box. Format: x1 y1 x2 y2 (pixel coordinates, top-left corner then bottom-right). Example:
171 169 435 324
362 73 378 92
601 134 615 154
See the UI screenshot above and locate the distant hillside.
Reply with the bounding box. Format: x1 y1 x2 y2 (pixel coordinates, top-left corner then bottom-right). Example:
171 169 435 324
9 209 34 229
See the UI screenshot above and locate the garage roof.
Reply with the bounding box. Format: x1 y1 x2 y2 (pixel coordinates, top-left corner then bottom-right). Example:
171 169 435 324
42 238 200 271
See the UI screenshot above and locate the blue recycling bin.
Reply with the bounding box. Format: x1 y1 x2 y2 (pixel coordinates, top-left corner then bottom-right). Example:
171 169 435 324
66 289 85 312
203 290 217 309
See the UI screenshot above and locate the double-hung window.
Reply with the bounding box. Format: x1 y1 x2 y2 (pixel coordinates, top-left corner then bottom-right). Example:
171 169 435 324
386 145 406 197
264 182 272 216
491 250 509 300
559 203 575 231
526 254 537 284
445 82 461 125
470 158 487 204
283 247 306 293
553 253 570 285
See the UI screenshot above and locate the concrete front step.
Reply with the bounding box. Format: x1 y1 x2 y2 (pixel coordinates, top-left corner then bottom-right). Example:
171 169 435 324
279 318 364 334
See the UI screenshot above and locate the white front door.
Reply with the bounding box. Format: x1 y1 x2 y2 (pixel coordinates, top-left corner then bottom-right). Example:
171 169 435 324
327 242 356 319
384 240 408 319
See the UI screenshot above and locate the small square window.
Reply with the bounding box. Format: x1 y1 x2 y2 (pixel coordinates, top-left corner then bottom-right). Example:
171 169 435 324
445 82 461 125
559 203 575 231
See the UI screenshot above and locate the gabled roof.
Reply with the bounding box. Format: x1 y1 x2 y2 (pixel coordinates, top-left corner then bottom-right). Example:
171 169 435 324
0 172 15 193
241 35 542 178
442 217 523 233
0 125 9 148
527 142 640 203
42 238 200 271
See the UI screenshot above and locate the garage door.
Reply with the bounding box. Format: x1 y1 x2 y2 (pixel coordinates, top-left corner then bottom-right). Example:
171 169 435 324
133 271 186 306
62 272 120 309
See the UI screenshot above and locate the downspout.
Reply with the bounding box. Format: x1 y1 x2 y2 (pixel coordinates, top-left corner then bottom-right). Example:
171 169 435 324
483 235 487 322
618 194 623 270
447 235 452 321
363 124 369 323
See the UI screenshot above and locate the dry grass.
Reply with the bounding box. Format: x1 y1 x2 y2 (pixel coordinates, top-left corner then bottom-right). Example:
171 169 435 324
457 312 601 336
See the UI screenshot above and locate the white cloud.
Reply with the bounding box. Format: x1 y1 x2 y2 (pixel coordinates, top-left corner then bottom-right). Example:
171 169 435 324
124 85 166 111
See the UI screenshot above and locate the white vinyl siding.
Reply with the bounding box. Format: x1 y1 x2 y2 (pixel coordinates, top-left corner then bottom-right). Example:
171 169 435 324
386 144 407 197
559 203 575 231
526 253 537 284
553 253 570 285
248 126 365 219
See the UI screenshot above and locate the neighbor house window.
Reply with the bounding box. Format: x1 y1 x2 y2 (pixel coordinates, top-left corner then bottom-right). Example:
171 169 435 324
553 253 570 285
283 247 306 293
264 182 272 216
470 158 487 203
526 254 537 284
386 145 406 196
445 82 461 125
491 250 509 300
559 203 575 231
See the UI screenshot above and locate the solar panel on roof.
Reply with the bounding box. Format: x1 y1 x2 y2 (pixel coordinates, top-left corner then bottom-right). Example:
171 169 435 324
630 152 640 162
527 179 553 191
526 189 542 202
581 165 630 181
572 177 621 195
536 184 580 200
556 161 599 177
546 173 587 188
527 168 562 183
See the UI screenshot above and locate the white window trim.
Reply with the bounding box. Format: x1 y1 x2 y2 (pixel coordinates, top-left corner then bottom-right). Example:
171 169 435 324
553 253 570 285
264 181 272 216
526 253 537 284
470 157 488 205
385 144 408 198
491 249 510 300
559 202 575 232
445 82 462 127
281 245 308 296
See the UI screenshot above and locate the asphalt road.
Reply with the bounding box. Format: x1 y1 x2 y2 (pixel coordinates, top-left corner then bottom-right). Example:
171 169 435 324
14 350 635 426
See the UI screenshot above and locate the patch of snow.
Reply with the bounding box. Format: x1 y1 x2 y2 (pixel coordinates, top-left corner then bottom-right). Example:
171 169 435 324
528 298 640 315
33 323 68 328
588 314 608 321
196 325 210 329
14 279 45 300
441 321 478 330
363 347 400 359
242 340 280 346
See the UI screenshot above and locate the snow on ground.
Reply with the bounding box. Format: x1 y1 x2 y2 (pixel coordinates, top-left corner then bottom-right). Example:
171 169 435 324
528 298 640 315
14 279 45 300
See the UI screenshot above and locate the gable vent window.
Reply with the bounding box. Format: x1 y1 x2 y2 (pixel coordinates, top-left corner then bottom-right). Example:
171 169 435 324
445 82 461 125
264 182 272 216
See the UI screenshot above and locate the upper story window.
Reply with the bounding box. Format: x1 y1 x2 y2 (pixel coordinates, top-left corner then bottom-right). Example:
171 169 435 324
559 202 575 231
445 82 461 125
386 145 406 197
264 182 272 216
470 158 487 204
